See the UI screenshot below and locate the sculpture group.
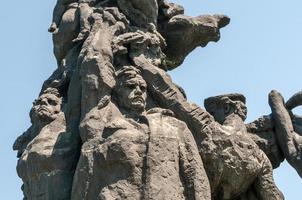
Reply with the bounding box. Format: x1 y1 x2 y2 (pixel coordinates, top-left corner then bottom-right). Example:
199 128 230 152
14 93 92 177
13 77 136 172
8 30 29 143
14 0 302 199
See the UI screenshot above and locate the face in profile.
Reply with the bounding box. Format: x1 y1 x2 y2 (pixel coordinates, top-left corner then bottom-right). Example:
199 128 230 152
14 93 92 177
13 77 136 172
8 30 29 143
205 95 248 124
30 93 62 122
235 102 247 121
116 76 147 113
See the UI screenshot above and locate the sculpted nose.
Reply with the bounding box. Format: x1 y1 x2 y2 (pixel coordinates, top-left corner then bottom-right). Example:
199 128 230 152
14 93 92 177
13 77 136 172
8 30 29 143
135 86 142 95
40 98 48 105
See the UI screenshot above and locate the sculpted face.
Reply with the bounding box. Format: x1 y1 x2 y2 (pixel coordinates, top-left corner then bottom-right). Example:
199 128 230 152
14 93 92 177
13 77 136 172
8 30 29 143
30 93 62 122
236 102 247 121
205 94 247 124
116 75 147 113
210 100 248 124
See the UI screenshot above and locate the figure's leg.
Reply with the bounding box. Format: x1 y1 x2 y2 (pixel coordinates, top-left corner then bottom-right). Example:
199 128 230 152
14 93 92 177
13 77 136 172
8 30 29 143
73 3 93 42
49 1 67 33
269 90 302 177
253 153 284 200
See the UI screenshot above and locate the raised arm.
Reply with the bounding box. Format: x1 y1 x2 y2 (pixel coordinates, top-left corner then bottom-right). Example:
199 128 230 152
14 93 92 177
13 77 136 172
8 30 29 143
79 10 122 116
134 56 215 142
269 90 302 177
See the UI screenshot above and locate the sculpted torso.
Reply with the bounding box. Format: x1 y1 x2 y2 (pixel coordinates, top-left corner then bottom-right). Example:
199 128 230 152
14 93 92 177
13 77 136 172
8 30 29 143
72 67 210 200
81 112 148 199
15 89 79 200
203 117 270 199
17 113 66 180
200 94 283 200
15 0 298 199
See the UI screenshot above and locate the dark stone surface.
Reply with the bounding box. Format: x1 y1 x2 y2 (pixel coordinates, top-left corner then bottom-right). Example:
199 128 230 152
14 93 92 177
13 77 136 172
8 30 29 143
14 1 302 199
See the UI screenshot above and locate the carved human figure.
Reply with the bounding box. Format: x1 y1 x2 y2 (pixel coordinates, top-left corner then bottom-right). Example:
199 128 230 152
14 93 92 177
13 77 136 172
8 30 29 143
269 90 302 178
13 88 63 157
50 0 229 69
50 0 105 65
135 59 283 199
14 88 79 200
203 94 283 200
49 0 78 33
71 66 210 200
245 114 285 169
245 90 302 177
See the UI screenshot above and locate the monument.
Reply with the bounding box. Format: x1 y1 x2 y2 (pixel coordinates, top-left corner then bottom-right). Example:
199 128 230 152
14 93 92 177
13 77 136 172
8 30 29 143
14 0 302 199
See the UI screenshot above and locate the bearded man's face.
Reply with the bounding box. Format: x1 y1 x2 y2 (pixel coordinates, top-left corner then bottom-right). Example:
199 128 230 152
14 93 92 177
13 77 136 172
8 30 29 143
30 93 61 122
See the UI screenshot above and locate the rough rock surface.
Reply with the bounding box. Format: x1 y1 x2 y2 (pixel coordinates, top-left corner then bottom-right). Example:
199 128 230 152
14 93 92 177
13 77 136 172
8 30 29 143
269 90 302 178
14 0 301 200
71 68 210 199
14 88 80 199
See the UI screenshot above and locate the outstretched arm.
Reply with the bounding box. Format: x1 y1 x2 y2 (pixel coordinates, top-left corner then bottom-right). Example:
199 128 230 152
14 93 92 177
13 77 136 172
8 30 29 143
269 90 302 177
134 56 215 142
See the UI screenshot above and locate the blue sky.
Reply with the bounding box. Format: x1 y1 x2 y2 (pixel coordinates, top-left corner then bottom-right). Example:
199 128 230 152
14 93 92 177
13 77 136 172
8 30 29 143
1 0 302 199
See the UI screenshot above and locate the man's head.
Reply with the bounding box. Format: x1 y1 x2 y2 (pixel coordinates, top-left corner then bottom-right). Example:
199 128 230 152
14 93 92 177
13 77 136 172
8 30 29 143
30 88 62 123
204 93 247 124
114 66 147 114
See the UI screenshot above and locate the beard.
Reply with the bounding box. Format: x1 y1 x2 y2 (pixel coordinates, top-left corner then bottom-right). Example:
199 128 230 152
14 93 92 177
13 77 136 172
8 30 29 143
30 106 56 123
129 97 146 112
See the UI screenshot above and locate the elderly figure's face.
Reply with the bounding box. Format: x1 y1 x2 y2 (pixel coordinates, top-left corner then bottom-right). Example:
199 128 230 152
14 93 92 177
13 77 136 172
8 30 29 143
213 101 247 124
116 75 147 113
30 93 61 122
205 95 248 124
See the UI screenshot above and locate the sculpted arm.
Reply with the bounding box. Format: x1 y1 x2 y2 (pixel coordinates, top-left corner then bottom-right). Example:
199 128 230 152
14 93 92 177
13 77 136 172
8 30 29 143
134 57 215 140
269 90 302 177
79 11 117 115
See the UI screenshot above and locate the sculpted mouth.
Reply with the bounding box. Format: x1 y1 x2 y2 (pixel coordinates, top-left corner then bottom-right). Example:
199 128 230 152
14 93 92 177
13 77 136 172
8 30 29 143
38 106 50 113
132 97 145 104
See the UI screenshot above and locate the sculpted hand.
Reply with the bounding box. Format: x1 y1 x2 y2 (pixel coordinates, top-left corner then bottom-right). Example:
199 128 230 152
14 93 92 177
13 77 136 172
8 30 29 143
269 90 285 108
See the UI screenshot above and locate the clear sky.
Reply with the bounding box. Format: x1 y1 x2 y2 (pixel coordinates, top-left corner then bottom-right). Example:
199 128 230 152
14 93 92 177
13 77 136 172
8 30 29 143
1 0 302 199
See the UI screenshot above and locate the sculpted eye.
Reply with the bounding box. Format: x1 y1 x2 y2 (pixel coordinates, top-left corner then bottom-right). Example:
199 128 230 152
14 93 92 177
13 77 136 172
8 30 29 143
34 99 41 105
140 86 146 92
127 84 136 90
48 99 57 106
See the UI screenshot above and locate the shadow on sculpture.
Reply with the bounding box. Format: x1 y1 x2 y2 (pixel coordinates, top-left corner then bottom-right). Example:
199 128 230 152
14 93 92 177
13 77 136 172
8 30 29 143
13 88 80 200
269 90 302 178
71 66 210 199
14 0 300 199
203 94 283 200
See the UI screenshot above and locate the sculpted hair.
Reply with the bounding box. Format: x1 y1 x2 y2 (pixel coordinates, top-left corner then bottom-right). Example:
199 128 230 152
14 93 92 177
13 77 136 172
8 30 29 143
114 66 144 89
42 87 61 99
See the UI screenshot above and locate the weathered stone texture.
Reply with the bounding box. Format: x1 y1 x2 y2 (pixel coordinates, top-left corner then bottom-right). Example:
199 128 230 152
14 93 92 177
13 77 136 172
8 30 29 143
14 0 302 200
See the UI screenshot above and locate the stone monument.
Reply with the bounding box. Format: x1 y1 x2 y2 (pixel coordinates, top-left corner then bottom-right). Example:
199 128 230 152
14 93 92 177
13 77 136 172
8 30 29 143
14 0 302 199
